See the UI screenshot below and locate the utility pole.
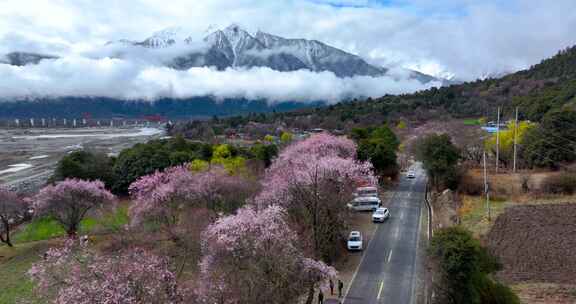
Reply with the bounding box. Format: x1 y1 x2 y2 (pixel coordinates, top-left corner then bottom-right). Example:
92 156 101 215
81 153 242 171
483 151 491 221
513 107 519 173
495 107 501 174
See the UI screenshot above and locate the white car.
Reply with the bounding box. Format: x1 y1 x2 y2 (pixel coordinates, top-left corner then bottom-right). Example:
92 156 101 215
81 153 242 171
372 207 391 222
406 171 416 179
348 196 382 212
347 231 363 251
354 186 378 198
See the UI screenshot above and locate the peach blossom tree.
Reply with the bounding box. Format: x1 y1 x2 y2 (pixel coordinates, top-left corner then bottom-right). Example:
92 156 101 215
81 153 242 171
33 179 115 237
198 205 336 304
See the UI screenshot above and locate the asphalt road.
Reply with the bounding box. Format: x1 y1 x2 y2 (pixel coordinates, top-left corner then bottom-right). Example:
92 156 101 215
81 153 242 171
344 163 427 304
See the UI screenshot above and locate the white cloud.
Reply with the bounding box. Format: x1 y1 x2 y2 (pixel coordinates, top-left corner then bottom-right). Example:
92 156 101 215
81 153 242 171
0 0 574 99
0 56 437 103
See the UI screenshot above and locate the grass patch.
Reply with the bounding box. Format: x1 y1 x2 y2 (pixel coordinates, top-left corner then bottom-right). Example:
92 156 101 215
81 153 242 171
12 217 65 243
0 242 53 304
463 118 482 126
12 206 130 244
0 205 131 303
459 195 510 237
99 205 129 232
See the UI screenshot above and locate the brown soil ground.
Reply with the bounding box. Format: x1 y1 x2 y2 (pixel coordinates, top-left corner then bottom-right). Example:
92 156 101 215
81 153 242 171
486 203 576 285
464 169 558 197
513 283 576 304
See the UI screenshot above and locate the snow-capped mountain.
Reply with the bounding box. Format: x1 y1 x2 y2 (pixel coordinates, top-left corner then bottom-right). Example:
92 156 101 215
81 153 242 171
104 24 441 82
1 24 447 84
0 52 57 66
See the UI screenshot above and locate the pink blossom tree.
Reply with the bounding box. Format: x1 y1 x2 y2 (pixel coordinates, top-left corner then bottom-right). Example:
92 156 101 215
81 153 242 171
253 134 376 262
128 165 195 240
277 133 357 162
129 165 258 241
198 205 336 304
0 186 28 247
29 240 185 304
187 166 259 214
33 179 116 237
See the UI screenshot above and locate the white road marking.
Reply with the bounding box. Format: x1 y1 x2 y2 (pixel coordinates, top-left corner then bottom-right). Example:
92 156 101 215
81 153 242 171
342 222 380 304
377 280 384 299
387 250 393 263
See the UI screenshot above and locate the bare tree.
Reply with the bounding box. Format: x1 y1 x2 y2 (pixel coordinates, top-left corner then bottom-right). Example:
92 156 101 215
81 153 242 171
0 187 27 247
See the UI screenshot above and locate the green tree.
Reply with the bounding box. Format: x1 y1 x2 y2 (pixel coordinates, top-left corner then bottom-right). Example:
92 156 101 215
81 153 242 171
353 125 400 178
212 144 232 159
280 132 294 144
429 227 519 304
263 134 275 143
416 134 460 190
50 151 115 189
189 159 209 172
211 144 247 174
169 151 194 166
350 127 370 142
112 141 171 194
251 143 278 167
485 121 534 168
521 109 576 168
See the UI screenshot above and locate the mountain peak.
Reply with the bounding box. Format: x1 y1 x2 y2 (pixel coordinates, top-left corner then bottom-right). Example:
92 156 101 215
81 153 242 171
222 24 249 36
139 26 188 48
7 25 443 83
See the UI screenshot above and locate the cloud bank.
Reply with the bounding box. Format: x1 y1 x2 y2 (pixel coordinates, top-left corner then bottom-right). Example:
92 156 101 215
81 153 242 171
0 57 438 104
1 0 575 81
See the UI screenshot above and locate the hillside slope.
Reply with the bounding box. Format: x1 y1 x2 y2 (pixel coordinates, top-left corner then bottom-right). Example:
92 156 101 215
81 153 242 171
287 44 576 123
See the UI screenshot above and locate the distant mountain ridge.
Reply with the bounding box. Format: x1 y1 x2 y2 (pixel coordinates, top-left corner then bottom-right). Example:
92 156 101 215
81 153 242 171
0 24 456 119
0 52 57 66
105 24 390 78
2 24 446 83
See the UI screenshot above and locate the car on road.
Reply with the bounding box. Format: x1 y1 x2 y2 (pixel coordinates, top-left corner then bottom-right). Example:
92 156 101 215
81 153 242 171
348 196 381 211
347 231 363 251
372 207 390 222
354 186 378 198
406 171 416 178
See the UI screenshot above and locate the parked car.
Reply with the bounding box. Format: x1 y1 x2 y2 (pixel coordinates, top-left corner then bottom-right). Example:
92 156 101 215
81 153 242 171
372 207 391 222
406 171 416 178
348 196 381 211
354 186 378 198
347 231 363 251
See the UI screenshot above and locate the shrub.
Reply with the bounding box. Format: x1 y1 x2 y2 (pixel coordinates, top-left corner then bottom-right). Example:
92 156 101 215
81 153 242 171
458 174 484 196
429 226 519 304
50 151 116 189
542 172 576 194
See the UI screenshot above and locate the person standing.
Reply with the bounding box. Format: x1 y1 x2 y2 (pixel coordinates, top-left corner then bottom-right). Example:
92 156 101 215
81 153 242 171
318 290 324 304
338 279 344 298
329 279 334 295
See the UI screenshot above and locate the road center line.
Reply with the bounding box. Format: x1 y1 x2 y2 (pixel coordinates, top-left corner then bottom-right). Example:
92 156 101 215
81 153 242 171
342 218 382 304
377 280 384 299
387 250 393 263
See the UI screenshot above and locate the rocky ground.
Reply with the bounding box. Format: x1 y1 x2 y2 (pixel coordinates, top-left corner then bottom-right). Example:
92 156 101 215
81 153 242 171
0 126 165 193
